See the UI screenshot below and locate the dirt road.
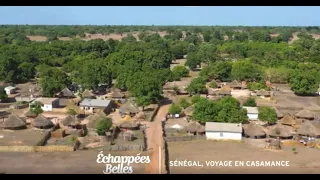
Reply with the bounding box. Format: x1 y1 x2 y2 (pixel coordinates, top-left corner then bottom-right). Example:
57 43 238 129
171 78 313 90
144 101 170 174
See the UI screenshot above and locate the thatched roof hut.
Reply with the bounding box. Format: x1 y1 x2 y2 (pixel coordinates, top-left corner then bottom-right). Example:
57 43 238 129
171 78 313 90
61 115 81 127
32 114 54 129
274 107 284 119
2 114 26 130
119 101 140 114
111 91 124 98
56 87 75 98
229 80 242 89
280 114 296 126
185 122 205 133
256 89 270 97
119 122 140 130
86 113 103 129
25 109 37 118
184 105 195 117
295 109 314 120
216 88 231 96
297 120 320 137
268 124 293 138
244 123 266 138
135 111 145 119
82 90 95 98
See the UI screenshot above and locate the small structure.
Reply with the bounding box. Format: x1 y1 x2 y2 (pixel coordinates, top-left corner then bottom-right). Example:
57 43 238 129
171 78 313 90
2 114 26 130
244 123 266 139
297 120 320 137
268 124 293 139
256 90 271 98
242 106 258 121
111 91 124 99
4 86 16 95
215 88 231 96
25 109 37 118
119 122 140 130
86 113 103 130
79 99 114 114
56 87 76 98
177 86 188 95
184 105 195 120
32 114 54 129
30 98 59 112
205 122 242 141
135 111 145 120
82 90 95 98
119 100 140 116
274 107 284 119
280 114 296 126
60 115 81 129
295 109 314 120
186 122 205 135
229 80 242 90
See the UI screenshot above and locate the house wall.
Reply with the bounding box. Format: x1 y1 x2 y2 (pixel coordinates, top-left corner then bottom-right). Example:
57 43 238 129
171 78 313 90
247 113 258 120
206 131 242 141
5 89 14 95
41 104 53 111
52 99 60 108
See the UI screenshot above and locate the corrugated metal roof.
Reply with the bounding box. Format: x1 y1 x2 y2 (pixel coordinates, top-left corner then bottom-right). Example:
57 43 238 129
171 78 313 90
205 122 242 133
80 99 111 107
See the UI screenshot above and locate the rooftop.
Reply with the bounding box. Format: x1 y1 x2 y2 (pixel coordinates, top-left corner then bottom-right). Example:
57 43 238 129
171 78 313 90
242 106 259 114
80 99 111 107
5 86 15 90
205 122 242 133
34 97 58 104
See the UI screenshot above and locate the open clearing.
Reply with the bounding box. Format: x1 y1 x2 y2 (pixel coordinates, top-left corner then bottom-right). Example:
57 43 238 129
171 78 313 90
0 150 147 174
0 129 44 146
168 139 320 174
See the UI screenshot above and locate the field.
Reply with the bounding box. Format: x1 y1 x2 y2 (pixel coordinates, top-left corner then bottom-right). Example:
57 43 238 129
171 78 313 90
168 139 320 174
0 150 148 174
0 129 45 146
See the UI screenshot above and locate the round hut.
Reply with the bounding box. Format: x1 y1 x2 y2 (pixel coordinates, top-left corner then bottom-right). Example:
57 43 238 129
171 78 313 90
119 122 140 130
244 123 266 139
280 114 296 126
135 111 145 120
60 115 81 129
25 109 37 118
297 120 320 137
2 114 26 130
268 124 293 139
185 122 205 135
111 91 124 99
86 113 103 130
274 107 284 119
82 89 95 98
295 109 314 120
119 100 140 116
32 114 54 129
184 105 195 118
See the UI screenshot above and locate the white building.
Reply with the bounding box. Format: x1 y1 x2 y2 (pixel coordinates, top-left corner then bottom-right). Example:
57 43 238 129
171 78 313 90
30 98 59 112
242 106 259 121
205 122 242 141
4 86 16 95
79 99 114 114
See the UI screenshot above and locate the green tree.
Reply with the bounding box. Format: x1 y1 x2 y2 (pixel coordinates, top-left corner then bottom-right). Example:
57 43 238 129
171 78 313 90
289 70 319 95
30 101 43 116
209 81 218 88
185 52 201 70
200 61 232 81
247 82 268 91
193 98 219 124
0 88 8 102
186 77 207 95
231 60 263 81
96 117 113 135
215 96 248 123
243 97 257 107
67 108 77 116
136 96 151 111
258 107 277 125
191 94 203 104
168 103 182 115
179 98 191 109
197 43 219 64
170 66 189 81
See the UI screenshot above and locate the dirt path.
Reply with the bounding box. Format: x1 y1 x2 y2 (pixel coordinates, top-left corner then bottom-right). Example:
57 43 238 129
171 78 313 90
144 102 170 174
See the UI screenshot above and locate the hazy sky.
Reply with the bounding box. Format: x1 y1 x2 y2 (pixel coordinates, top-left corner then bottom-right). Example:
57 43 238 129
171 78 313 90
0 6 319 26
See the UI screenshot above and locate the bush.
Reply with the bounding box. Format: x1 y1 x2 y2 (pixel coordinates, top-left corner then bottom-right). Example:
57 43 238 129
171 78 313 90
243 97 257 107
209 81 218 88
96 117 113 135
179 98 191 109
170 66 189 81
168 103 182 115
